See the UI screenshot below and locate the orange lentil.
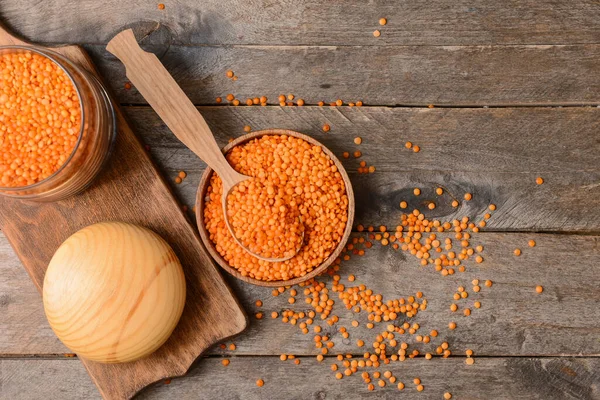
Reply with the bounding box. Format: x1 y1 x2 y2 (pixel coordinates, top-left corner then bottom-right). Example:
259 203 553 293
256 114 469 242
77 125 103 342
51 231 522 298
529 240 536 247
414 188 421 196
343 152 350 158
475 256 483 263
514 248 521 256
222 359 230 366
204 135 348 281
174 177 182 184
297 99 305 106
354 151 362 158
536 177 544 185
474 301 481 308
229 344 236 351
243 125 251 133
464 193 472 201
379 18 387 25
400 201 408 209
233 99 240 106
413 145 420 153
226 94 235 101
466 358 474 365
398 382 405 390
226 70 234 78
444 393 452 399
536 285 543 293
489 204 496 211
354 137 362 145
322 124 331 132
216 97 222 103
124 82 132 90
373 30 381 37
485 280 493 287
452 200 459 207
256 379 264 387
448 322 456 330
428 203 435 210
157 3 165 10
0 51 84 187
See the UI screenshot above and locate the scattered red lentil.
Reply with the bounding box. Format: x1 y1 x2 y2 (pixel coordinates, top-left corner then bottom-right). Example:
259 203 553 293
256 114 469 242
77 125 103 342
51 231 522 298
256 379 264 387
323 124 331 132
536 177 544 185
157 3 165 10
373 30 381 37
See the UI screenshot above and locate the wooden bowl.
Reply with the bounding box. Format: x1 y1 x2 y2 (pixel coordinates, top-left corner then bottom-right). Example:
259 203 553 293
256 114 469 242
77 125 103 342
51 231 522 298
196 129 355 287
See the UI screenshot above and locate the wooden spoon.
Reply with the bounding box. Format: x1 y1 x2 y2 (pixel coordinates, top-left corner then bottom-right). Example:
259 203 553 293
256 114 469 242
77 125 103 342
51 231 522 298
107 29 302 262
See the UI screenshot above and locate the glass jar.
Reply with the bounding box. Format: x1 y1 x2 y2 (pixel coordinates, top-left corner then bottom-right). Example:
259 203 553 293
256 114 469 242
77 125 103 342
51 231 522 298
0 45 116 202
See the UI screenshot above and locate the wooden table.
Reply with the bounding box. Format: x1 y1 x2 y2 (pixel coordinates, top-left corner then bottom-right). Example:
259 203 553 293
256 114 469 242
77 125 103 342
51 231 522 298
1 1 600 399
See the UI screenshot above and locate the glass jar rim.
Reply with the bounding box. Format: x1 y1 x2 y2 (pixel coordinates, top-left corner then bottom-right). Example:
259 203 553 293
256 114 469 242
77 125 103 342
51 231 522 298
0 45 86 191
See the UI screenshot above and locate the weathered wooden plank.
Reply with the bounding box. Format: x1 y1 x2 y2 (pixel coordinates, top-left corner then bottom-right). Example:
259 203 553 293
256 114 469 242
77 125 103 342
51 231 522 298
2 357 599 399
2 232 599 356
123 106 600 232
83 44 600 106
2 0 600 46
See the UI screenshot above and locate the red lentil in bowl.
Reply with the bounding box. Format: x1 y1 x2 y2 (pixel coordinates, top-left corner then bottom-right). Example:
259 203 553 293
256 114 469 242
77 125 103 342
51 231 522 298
197 129 354 287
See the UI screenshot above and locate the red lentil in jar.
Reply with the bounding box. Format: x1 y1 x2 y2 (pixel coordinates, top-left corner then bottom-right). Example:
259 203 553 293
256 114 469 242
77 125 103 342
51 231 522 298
0 46 115 201
0 50 81 187
203 135 349 281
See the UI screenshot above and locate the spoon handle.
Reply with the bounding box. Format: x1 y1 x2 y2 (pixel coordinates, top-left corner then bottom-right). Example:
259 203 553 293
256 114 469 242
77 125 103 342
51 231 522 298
107 29 245 188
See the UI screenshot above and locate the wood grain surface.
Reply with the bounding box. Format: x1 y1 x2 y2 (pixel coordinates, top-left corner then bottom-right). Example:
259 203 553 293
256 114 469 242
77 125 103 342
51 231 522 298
2 231 599 357
0 26 247 399
2 357 599 400
1 1 600 399
85 44 600 106
1 0 599 46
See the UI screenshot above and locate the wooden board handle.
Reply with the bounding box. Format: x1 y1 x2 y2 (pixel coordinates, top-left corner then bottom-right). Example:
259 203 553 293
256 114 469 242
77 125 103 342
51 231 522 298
106 29 245 188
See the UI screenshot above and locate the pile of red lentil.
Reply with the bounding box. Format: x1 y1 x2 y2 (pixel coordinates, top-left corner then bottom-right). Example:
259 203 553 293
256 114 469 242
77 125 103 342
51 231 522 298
0 50 81 187
226 177 305 259
203 134 349 281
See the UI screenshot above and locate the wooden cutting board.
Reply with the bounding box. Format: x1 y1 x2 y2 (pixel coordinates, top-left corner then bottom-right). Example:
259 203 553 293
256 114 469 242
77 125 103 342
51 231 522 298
0 25 248 399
